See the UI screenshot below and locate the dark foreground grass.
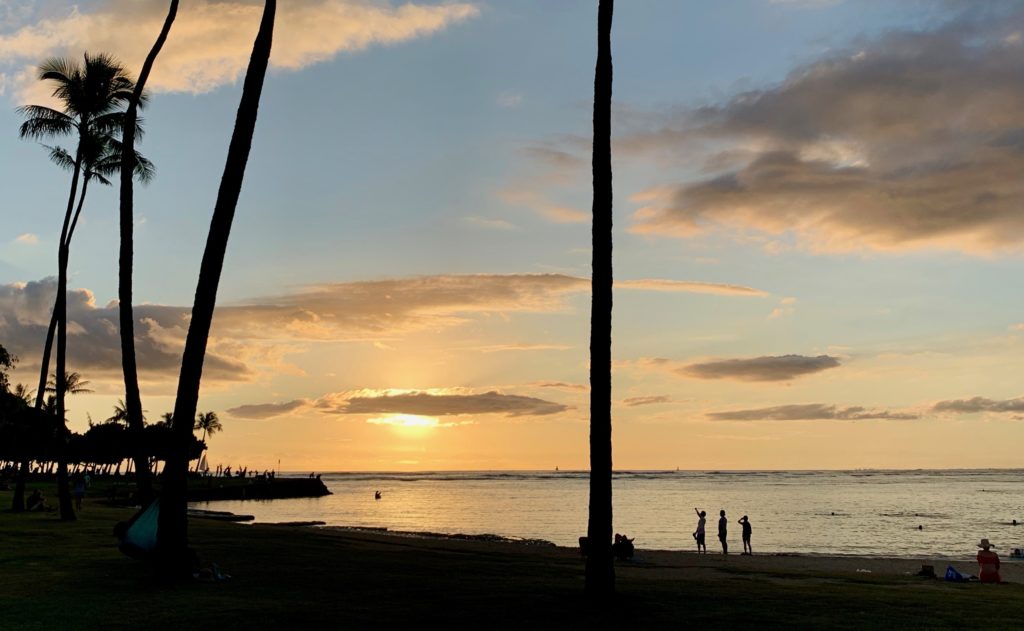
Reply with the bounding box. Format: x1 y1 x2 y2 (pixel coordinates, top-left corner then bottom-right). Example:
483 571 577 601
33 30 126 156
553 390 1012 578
1 489 1022 630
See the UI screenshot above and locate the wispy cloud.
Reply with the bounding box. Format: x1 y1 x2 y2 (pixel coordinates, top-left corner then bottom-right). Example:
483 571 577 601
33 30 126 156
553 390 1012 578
0 273 768 386
496 90 523 108
14 233 38 245
474 343 572 353
0 0 479 99
622 395 671 407
463 216 516 231
932 396 1024 414
226 399 309 420
678 354 840 382
617 279 768 297
531 381 587 391
709 403 917 421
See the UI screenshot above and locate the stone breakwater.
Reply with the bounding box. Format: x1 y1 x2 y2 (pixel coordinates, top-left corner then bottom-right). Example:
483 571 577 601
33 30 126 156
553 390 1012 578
187 477 331 502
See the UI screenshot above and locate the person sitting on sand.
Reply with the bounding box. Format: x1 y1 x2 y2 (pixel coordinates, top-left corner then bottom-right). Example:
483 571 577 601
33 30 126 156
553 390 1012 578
613 533 635 561
977 539 1001 583
738 515 752 555
693 508 707 554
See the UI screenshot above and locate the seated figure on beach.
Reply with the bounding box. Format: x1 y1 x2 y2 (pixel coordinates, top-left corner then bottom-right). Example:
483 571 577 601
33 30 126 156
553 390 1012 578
693 508 707 553
613 533 635 561
976 539 1001 583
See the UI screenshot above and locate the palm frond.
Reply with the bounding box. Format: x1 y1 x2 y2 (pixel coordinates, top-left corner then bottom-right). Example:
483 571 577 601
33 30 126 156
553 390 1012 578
16 105 75 140
43 145 76 172
37 57 77 83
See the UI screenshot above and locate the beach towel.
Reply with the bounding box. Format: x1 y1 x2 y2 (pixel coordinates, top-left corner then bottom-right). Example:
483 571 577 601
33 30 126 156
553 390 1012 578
944 565 969 583
115 499 160 559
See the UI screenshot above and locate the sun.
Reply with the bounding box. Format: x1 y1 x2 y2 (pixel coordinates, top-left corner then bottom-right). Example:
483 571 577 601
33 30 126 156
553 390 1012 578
367 414 441 437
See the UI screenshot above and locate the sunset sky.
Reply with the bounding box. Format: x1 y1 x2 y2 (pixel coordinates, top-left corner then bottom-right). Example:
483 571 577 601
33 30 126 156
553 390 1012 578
3 0 1024 471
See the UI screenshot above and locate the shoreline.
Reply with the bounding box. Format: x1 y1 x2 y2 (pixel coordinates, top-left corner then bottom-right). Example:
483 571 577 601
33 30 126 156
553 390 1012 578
303 522 1024 579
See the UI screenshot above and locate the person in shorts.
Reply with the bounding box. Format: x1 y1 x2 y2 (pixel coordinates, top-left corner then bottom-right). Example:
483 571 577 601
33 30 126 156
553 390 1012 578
693 508 707 553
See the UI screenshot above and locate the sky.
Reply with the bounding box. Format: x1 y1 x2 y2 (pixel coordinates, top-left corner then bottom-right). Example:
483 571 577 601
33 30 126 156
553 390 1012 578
3 0 1024 471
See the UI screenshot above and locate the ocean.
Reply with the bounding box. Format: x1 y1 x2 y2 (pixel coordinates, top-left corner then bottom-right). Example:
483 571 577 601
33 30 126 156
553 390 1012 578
193 469 1024 558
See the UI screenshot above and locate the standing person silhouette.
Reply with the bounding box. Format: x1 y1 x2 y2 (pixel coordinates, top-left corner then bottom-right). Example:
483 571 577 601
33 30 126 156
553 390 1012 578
718 509 728 555
693 508 707 553
738 515 752 555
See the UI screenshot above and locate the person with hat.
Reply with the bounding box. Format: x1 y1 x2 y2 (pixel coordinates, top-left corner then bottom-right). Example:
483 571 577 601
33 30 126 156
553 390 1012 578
976 539 1001 583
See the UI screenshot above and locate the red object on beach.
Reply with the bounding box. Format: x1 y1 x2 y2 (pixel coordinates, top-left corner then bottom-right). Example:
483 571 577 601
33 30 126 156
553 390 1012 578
977 549 1001 583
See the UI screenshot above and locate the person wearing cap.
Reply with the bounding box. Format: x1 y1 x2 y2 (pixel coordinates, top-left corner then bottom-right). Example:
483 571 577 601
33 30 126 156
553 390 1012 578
977 539 1001 583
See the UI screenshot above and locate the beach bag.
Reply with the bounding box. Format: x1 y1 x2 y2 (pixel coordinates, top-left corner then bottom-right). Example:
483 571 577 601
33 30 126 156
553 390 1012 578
944 565 968 583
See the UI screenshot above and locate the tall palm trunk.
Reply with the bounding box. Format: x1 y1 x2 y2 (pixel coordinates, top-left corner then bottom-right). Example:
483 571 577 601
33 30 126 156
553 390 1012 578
54 141 86 521
11 177 90 511
585 0 614 597
119 0 179 505
157 0 276 574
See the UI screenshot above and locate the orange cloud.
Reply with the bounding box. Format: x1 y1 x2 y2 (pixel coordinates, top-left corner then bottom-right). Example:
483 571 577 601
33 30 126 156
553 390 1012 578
0 0 479 98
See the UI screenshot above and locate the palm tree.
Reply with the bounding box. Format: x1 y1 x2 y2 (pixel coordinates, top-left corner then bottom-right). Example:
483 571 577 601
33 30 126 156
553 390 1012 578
119 0 179 507
105 399 147 426
46 371 93 396
586 0 615 597
194 411 222 444
18 53 139 521
193 411 222 472
158 0 277 575
12 384 35 405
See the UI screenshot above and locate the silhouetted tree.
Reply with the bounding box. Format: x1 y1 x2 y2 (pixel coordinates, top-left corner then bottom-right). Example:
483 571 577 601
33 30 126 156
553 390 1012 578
0 344 13 393
12 384 35 405
586 0 615 597
157 0 276 575
16 53 138 519
193 411 222 472
119 0 179 507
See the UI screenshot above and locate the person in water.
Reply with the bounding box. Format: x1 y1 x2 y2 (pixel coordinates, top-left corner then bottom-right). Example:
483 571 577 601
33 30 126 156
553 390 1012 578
738 515 752 555
977 539 1001 583
693 508 707 553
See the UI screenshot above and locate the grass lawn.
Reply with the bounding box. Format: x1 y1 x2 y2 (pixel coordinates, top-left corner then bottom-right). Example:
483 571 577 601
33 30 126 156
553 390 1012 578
1 485 1022 630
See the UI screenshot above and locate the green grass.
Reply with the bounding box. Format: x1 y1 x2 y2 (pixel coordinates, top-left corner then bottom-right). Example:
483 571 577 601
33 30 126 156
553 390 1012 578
1 486 1022 629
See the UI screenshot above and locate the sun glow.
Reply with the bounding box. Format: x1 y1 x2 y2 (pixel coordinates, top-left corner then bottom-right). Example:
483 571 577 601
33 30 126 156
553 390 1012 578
367 414 441 429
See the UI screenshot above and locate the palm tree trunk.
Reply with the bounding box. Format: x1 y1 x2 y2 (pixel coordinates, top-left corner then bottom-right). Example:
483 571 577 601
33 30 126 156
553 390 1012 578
585 0 614 597
157 0 276 576
54 142 86 522
119 0 179 507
